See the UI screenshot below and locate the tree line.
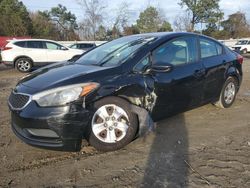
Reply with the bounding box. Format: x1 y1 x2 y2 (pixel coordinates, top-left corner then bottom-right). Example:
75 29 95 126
0 0 249 41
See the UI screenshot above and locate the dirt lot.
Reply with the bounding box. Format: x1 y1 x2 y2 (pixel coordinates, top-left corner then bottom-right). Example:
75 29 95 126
0 58 250 188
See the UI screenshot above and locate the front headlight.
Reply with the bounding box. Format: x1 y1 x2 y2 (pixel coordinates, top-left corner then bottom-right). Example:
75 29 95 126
32 82 99 107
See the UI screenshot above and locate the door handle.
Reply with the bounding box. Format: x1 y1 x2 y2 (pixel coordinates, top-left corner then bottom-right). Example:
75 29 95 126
194 69 206 78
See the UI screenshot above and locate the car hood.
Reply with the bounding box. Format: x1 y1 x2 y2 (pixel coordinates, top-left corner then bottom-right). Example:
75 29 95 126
18 63 111 93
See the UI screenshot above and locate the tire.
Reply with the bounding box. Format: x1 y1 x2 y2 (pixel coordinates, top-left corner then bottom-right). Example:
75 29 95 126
88 96 138 151
15 57 32 72
214 77 238 108
242 49 247 54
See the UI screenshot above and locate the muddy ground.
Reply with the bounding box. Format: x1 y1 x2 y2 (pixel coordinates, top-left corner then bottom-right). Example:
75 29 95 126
0 58 249 188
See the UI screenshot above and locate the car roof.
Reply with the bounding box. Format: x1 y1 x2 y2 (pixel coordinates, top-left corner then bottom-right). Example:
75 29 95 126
121 32 213 42
121 32 222 45
71 42 96 45
10 39 58 43
131 32 199 38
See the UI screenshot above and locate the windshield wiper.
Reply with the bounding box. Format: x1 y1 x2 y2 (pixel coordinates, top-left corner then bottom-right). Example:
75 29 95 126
99 55 116 66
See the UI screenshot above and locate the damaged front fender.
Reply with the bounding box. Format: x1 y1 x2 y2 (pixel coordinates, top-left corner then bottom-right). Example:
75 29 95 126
86 72 157 136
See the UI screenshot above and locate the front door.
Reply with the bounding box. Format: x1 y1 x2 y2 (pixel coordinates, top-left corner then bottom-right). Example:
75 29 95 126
44 41 70 62
150 36 205 121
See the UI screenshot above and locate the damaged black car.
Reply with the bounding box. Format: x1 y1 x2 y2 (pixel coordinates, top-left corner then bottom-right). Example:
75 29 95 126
8 32 243 152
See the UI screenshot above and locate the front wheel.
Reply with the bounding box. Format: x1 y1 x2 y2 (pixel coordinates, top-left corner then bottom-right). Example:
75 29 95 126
88 97 138 151
214 77 238 108
15 58 32 72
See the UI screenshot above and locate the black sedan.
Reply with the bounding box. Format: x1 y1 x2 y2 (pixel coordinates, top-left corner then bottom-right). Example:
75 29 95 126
8 32 243 152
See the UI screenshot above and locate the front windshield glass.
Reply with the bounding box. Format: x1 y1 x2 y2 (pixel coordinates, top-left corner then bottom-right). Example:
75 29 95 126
69 44 76 48
75 36 156 66
236 40 248 45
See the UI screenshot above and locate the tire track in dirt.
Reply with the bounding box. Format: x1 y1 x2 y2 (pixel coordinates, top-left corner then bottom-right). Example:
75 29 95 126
7 147 100 172
187 139 250 187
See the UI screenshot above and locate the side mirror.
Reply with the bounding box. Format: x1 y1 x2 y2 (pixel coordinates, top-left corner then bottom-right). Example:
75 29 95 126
61 46 68 50
147 62 173 73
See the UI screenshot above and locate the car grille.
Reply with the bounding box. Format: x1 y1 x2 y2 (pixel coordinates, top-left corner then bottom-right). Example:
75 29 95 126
8 92 30 110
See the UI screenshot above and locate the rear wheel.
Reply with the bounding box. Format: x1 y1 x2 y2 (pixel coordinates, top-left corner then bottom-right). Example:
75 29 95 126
15 58 32 72
214 77 238 108
88 97 138 151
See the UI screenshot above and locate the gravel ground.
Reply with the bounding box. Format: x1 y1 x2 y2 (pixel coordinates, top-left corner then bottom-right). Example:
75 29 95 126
0 58 249 188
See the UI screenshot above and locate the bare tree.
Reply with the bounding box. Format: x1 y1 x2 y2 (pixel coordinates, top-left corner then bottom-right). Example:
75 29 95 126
173 12 192 32
112 1 131 37
78 20 92 40
77 0 106 40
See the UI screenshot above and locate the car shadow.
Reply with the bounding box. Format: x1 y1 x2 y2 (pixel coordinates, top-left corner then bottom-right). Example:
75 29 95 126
141 113 189 187
0 64 12 72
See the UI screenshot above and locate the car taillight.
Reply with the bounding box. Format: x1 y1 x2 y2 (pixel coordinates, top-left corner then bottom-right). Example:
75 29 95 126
2 47 12 51
237 54 243 64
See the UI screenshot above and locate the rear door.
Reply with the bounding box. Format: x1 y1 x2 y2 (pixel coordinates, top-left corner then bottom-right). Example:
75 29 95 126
150 36 205 120
24 41 47 63
199 37 226 102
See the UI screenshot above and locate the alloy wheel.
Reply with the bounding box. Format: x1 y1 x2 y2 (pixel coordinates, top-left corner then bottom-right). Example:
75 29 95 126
91 104 129 143
224 82 236 104
17 60 31 72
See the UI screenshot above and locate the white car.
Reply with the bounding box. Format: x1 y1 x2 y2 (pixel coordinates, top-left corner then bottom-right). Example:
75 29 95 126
1 39 84 72
232 39 250 54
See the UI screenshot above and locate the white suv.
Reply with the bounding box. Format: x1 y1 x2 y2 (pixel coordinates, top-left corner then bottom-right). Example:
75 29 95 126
1 39 84 72
232 39 250 54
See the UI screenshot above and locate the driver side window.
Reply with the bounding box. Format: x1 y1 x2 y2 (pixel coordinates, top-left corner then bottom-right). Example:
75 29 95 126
152 36 197 66
45 42 63 50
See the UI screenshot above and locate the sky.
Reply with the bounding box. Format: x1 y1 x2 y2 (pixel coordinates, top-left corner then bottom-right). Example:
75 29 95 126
21 0 250 26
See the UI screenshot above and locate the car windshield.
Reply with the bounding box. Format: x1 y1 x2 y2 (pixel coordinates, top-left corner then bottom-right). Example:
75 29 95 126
236 40 248 45
69 44 75 48
75 36 156 66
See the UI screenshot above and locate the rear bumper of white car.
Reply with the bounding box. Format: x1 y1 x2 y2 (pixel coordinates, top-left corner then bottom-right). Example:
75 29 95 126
2 61 14 66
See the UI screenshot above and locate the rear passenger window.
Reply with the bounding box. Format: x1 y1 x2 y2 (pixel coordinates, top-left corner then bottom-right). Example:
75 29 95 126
200 38 221 58
14 41 26 47
27 41 44 49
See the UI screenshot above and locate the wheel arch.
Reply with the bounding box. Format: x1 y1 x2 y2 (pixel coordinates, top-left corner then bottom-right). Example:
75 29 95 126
86 87 152 138
225 66 241 90
14 56 34 67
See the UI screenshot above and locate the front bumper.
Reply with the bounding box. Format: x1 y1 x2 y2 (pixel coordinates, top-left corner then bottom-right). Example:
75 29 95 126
10 101 92 151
